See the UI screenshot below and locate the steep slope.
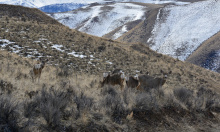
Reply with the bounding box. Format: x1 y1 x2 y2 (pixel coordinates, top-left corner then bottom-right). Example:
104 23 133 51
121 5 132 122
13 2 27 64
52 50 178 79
186 31 220 72
0 4 219 92
116 0 220 73
110 3 162 44
0 4 62 25
50 2 157 38
0 4 220 131
147 0 220 61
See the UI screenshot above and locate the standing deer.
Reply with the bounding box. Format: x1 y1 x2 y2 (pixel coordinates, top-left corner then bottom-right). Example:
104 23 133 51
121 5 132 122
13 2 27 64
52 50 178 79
100 70 125 90
31 59 47 82
125 76 139 89
135 70 172 91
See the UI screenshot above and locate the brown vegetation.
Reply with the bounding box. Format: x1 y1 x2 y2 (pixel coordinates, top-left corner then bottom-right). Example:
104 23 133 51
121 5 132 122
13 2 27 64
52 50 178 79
0 4 220 131
1 51 220 131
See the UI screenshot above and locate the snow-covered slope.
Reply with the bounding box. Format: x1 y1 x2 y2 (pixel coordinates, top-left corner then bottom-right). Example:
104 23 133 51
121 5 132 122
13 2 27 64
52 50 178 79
0 0 36 7
148 0 220 61
50 3 147 37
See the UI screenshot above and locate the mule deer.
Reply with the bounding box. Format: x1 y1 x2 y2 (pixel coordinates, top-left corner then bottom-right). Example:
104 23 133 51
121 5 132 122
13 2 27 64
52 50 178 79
125 76 139 89
136 70 172 91
31 59 47 82
100 71 125 90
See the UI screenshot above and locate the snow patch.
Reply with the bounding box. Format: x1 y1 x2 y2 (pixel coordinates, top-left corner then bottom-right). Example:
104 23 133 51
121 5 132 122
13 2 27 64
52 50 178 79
51 44 64 52
68 51 86 58
112 25 128 39
106 60 113 64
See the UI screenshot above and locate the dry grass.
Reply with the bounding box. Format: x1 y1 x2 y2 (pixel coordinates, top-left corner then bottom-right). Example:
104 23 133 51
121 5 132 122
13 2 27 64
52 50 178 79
1 51 220 131
0 4 220 131
1 13 219 93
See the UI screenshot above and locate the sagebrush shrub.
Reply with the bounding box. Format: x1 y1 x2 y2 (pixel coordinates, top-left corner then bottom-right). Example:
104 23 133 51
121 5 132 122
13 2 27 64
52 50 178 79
0 96 20 132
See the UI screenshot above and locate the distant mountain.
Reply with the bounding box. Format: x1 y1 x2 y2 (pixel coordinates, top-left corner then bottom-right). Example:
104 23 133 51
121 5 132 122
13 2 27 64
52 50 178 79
39 3 86 13
49 2 159 38
0 0 189 13
50 0 220 73
0 0 101 8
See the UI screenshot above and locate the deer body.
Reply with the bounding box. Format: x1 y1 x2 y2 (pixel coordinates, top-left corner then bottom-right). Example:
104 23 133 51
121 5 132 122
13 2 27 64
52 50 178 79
32 61 46 82
101 71 125 90
136 70 172 91
136 75 166 91
126 76 139 89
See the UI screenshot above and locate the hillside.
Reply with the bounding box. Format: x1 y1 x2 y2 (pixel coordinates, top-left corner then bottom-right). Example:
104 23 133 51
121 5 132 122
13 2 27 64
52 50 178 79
0 4 62 25
112 3 161 45
49 2 155 38
186 31 220 72
49 0 220 73
0 4 220 131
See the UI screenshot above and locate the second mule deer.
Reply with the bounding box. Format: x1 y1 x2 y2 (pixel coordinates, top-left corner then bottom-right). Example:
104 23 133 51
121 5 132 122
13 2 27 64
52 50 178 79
100 71 125 90
136 70 172 91
125 76 139 89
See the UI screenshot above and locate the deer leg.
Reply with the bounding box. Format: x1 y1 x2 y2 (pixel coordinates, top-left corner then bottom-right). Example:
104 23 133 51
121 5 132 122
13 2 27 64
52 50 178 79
38 73 41 83
136 82 141 91
120 84 124 91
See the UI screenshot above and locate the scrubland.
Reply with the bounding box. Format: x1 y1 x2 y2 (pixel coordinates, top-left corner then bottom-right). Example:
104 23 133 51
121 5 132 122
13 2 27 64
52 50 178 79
0 4 220 131
1 51 220 132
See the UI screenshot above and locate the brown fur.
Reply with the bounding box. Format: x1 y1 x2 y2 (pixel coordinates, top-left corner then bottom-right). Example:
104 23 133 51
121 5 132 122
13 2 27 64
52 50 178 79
100 73 125 90
32 60 46 82
136 71 172 91
126 76 139 89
